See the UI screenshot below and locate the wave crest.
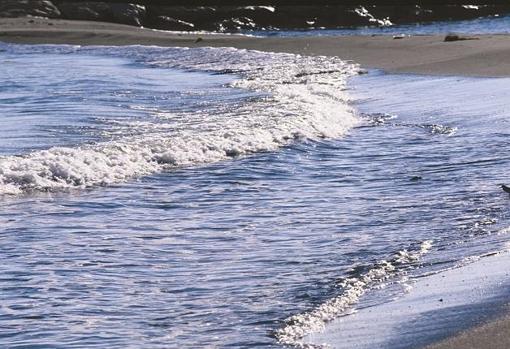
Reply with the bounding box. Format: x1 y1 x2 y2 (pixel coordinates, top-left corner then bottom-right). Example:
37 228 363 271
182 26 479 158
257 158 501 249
0 45 359 194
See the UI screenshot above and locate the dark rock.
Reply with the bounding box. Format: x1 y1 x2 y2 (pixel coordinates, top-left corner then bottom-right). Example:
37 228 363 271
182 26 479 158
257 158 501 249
151 15 195 31
0 0 61 18
55 2 112 22
443 34 478 42
147 6 215 24
216 16 257 32
222 6 277 30
270 6 401 29
146 6 214 31
55 2 145 27
444 34 461 42
146 6 277 32
110 3 146 26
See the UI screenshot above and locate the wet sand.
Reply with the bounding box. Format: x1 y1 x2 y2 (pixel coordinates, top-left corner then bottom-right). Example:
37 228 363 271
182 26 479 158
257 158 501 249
2 16 510 349
2 17 510 77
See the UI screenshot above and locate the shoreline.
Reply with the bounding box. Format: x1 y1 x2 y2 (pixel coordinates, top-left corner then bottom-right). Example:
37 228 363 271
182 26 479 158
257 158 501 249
304 245 510 348
2 16 510 349
2 17 510 77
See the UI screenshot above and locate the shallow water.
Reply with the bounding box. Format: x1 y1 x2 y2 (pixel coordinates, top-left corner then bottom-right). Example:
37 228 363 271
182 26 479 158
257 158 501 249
300 72 510 348
0 51 234 155
2 44 510 349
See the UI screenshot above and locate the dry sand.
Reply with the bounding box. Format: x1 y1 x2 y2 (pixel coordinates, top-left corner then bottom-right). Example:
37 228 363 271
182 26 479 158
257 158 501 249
2 17 510 77
426 313 510 349
1 16 510 348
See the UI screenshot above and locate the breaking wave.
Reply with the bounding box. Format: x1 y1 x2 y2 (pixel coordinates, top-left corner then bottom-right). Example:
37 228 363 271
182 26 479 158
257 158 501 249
0 45 359 195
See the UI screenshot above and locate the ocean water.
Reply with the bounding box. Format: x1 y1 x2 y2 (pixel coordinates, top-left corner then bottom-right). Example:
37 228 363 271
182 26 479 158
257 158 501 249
255 13 510 36
2 42 510 349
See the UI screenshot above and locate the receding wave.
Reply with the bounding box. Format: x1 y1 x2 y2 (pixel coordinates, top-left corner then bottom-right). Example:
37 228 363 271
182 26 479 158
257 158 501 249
0 45 359 195
275 240 433 348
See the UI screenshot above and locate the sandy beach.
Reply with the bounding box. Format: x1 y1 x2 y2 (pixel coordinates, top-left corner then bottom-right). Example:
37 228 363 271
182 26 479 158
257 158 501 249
426 313 510 349
2 17 510 77
2 16 510 349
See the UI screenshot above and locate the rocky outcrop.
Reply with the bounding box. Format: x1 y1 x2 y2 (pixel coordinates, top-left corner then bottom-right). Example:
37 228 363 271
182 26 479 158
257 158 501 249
55 2 145 26
1 2 510 33
145 6 213 31
56 2 112 22
0 0 60 18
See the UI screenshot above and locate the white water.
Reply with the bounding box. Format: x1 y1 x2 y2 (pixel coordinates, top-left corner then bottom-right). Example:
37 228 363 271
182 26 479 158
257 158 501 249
0 45 359 194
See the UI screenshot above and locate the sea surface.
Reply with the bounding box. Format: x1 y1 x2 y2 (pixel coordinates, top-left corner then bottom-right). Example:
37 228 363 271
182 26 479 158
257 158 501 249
255 13 510 36
1 38 510 349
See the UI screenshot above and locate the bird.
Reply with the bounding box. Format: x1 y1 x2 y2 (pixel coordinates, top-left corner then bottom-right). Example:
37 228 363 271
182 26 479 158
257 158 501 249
501 184 510 194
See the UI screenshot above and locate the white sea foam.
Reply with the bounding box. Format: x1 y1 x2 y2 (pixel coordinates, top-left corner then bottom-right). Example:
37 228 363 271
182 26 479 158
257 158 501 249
0 45 359 194
275 240 433 348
